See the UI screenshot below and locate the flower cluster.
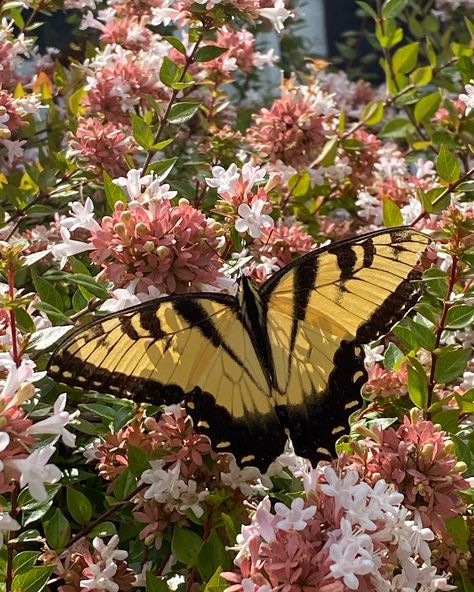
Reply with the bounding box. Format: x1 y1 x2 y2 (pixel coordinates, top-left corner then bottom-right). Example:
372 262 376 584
223 466 454 592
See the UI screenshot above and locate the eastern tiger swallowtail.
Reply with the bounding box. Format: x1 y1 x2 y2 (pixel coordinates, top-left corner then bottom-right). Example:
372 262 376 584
47 227 430 471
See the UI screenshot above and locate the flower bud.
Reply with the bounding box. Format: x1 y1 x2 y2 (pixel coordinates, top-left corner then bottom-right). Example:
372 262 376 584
120 211 132 224
421 442 434 462
143 240 155 252
179 198 190 206
444 440 455 454
156 245 170 259
135 222 149 237
0 128 11 139
113 222 126 238
454 461 467 474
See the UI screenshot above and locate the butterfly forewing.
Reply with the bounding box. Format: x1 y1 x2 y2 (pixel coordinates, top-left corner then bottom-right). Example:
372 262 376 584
48 294 287 469
262 227 430 464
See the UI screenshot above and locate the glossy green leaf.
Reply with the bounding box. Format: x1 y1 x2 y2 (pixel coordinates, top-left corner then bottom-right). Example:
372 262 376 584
160 56 180 87
434 348 471 384
131 113 154 149
146 572 169 592
31 269 64 312
67 487 93 525
360 100 384 125
194 45 228 62
382 0 408 18
103 171 126 211
414 91 441 123
113 468 137 501
384 342 404 370
12 551 41 575
392 42 419 74
407 356 428 409
203 568 227 592
148 157 178 182
383 197 403 227
410 66 432 87
128 445 151 478
172 527 202 566
168 102 200 124
71 274 109 300
445 305 474 329
11 566 54 592
198 530 231 580
43 508 71 550
436 145 461 183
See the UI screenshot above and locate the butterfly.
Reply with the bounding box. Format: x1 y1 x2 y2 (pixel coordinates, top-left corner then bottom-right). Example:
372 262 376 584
47 227 430 471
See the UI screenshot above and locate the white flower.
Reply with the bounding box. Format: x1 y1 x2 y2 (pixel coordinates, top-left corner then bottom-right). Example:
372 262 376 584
93 534 128 564
27 393 78 447
274 497 316 531
0 359 45 407
0 512 20 548
99 280 164 313
241 163 266 192
52 227 95 269
205 163 240 195
328 519 375 590
150 3 180 26
401 197 422 225
167 575 185 591
254 255 280 278
2 138 26 165
363 344 384 369
220 458 271 497
320 467 359 512
80 562 119 592
416 158 435 179
8 445 61 502
355 191 382 224
61 197 101 232
241 579 271 592
172 479 208 518
459 79 474 114
141 460 183 502
461 370 474 390
252 48 277 69
113 168 153 200
0 432 9 471
259 0 292 32
0 107 10 139
235 199 274 239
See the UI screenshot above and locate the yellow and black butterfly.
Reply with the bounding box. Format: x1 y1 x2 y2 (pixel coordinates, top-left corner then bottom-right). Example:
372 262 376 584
47 227 430 471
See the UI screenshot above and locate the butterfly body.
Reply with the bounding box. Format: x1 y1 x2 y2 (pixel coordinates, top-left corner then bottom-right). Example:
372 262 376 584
47 227 430 471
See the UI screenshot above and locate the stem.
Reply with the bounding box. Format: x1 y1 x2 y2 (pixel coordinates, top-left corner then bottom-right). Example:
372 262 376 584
65 483 147 549
142 32 205 175
5 484 19 592
7 266 19 368
427 254 458 411
411 166 474 226
185 511 213 592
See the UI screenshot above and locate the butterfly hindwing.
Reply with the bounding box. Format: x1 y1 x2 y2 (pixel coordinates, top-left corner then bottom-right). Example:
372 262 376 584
48 294 287 469
262 227 430 463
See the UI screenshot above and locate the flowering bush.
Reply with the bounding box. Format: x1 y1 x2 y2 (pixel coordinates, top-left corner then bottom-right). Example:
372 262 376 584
0 0 473 591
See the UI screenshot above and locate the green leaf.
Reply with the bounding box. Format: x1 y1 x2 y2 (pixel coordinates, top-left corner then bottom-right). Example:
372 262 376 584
392 42 419 74
67 487 93 525
113 468 137 501
34 302 72 325
434 348 471 384
198 530 231 580
89 521 117 539
79 403 117 420
71 274 110 300
11 566 54 592
128 445 151 478
103 171 126 211
465 16 474 40
131 113 155 149
356 1 378 19
31 269 64 312
384 342 404 370
446 516 470 553
436 145 461 183
288 172 311 197
43 508 71 550
68 88 85 116
433 409 460 433
414 91 441 123
410 66 432 87
360 100 384 125
407 356 428 409
13 551 41 575
148 157 178 182
146 572 169 592
380 118 414 138
315 138 339 167
194 45 228 62
164 36 186 55
445 305 474 329
423 267 449 299
168 102 200 124
405 318 436 351
383 197 403 227
382 0 408 18
160 56 180 87
171 528 202 566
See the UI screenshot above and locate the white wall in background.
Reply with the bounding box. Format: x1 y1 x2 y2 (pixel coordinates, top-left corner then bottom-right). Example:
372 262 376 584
299 0 328 56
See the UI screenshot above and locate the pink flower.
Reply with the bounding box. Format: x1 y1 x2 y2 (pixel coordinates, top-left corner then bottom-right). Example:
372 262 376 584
253 222 315 267
247 96 328 166
69 118 135 178
89 200 224 293
100 17 154 51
